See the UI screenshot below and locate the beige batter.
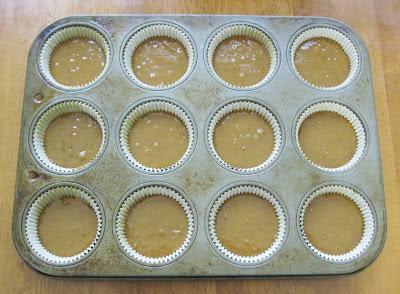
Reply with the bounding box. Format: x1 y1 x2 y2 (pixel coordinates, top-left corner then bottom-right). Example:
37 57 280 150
44 112 102 168
304 193 364 255
212 36 270 87
294 37 350 87
131 37 189 87
128 111 188 168
214 110 274 168
125 195 188 257
216 194 278 256
299 111 357 168
38 197 97 257
50 37 105 87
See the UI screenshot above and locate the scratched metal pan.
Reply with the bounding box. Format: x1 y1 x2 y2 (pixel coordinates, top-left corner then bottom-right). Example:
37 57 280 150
12 14 386 278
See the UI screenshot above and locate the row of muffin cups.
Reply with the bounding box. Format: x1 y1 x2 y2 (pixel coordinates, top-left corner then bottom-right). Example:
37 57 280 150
24 181 375 267
30 97 367 175
38 21 360 92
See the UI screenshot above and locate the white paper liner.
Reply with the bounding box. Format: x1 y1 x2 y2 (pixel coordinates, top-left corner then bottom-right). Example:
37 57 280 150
208 185 286 264
115 185 195 265
32 100 107 174
295 101 366 172
299 185 375 263
290 27 359 90
207 100 282 173
206 24 278 89
122 24 195 89
38 25 111 90
119 100 194 173
24 185 103 265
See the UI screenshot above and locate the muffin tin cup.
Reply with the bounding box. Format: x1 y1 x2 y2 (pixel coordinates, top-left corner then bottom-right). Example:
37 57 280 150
290 26 359 90
115 185 195 266
208 184 287 265
207 100 282 173
24 185 103 266
38 25 111 91
206 24 278 89
294 101 366 172
31 99 107 174
298 184 375 263
122 23 195 90
119 99 195 174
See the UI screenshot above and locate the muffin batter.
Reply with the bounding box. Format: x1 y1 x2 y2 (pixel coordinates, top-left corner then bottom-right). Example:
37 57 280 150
294 37 350 87
50 37 106 87
131 37 189 87
298 111 357 168
304 193 364 255
216 194 278 256
212 36 270 87
214 110 274 168
38 197 97 257
128 111 188 168
44 112 102 168
125 195 188 257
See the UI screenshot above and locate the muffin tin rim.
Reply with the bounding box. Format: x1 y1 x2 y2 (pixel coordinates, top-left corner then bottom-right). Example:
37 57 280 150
112 181 198 267
286 22 362 92
205 181 290 267
204 96 286 175
119 20 198 91
28 96 110 176
36 21 114 93
203 21 281 91
115 96 198 175
291 98 370 175
21 181 106 267
296 181 377 264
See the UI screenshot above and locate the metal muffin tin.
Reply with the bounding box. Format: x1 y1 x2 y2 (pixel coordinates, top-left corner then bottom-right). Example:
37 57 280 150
13 14 386 278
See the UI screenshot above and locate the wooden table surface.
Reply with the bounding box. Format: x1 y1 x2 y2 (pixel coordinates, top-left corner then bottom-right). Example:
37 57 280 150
1 0 399 293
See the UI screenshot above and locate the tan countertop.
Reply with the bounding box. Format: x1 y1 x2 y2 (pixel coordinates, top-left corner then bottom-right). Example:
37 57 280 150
1 0 399 293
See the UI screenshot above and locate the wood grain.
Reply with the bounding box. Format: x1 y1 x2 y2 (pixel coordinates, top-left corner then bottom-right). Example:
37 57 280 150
0 0 399 293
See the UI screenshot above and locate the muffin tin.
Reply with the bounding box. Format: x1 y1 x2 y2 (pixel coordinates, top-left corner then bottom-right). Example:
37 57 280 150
13 15 385 278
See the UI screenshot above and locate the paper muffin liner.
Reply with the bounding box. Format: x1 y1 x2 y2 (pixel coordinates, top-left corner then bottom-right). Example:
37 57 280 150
119 100 195 173
24 185 103 265
38 25 111 90
206 24 278 89
31 100 107 174
207 100 282 173
290 26 359 90
122 23 195 89
295 101 366 172
298 184 375 263
208 185 286 265
115 185 195 266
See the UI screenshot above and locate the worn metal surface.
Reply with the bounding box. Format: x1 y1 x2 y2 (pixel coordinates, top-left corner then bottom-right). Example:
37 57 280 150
12 15 386 278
